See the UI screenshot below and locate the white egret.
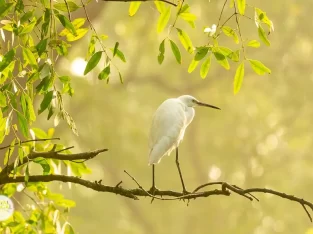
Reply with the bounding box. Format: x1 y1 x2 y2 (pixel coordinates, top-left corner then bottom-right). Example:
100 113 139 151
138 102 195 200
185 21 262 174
148 95 220 194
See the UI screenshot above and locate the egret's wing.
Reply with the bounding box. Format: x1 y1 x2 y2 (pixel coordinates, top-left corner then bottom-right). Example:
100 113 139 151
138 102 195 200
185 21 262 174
148 99 186 165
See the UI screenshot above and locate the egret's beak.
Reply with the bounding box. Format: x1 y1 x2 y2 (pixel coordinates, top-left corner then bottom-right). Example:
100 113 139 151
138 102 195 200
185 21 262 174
195 101 220 110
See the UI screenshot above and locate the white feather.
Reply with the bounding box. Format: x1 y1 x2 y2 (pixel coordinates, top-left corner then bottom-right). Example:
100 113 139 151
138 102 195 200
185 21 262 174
148 97 195 165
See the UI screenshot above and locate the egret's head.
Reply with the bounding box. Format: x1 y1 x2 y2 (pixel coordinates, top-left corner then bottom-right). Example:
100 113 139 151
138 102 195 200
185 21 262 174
178 95 220 110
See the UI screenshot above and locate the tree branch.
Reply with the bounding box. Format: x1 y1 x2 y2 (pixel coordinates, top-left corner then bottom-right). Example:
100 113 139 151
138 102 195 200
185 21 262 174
0 175 228 200
0 148 108 177
101 0 178 7
0 172 313 222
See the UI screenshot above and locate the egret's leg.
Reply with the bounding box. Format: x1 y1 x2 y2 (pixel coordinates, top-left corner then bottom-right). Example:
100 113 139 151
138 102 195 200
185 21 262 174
175 147 188 194
149 165 158 194
152 165 155 188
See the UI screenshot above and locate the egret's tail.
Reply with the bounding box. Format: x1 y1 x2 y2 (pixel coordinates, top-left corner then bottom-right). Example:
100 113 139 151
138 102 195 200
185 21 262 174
148 137 176 165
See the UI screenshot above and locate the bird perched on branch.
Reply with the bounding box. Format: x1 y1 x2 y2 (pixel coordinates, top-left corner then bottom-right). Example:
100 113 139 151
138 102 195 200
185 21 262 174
148 95 220 194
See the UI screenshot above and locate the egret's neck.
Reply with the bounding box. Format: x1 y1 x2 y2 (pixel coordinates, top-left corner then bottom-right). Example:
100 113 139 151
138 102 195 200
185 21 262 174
184 106 195 127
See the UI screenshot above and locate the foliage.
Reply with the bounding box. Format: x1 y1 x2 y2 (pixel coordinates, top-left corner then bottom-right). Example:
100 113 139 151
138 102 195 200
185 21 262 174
0 0 274 232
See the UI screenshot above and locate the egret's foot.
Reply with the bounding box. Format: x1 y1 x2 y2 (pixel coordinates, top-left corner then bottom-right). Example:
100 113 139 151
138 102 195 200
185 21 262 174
148 186 159 204
179 189 190 202
181 189 190 197
148 186 159 195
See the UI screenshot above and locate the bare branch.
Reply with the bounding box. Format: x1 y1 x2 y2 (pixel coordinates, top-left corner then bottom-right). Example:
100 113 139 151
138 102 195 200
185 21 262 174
0 175 228 201
0 171 312 222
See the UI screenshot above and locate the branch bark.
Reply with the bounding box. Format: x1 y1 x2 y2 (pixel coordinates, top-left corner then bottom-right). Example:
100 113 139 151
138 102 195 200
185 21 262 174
1 172 313 222
0 148 108 177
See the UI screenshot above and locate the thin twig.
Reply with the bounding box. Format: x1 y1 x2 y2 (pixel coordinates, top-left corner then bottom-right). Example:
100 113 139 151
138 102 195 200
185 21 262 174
302 204 312 222
233 1 246 58
216 0 228 28
55 146 75 153
63 0 72 21
124 170 228 201
0 138 60 151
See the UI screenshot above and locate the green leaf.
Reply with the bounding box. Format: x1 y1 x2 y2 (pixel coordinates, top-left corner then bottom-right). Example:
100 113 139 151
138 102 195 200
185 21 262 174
65 28 88 41
24 94 36 122
21 94 27 116
0 91 6 107
59 76 71 83
84 51 102 75
178 4 190 14
214 52 230 70
157 7 171 33
236 0 246 15
247 40 260 48
22 47 37 69
20 18 36 35
59 18 86 36
179 12 197 23
154 1 166 13
4 139 16 165
56 14 77 36
62 223 75 234
0 3 14 18
258 26 270 46
15 0 24 13
54 1 80 12
87 34 96 59
234 62 244 94
20 10 34 24
218 47 239 62
188 59 199 73
39 91 54 114
158 39 166 64
169 40 181 64
119 71 123 84
36 38 48 56
0 49 15 72
194 47 209 61
98 66 110 80
229 50 240 62
248 59 271 75
115 49 126 62
255 8 272 28
129 2 141 16
222 26 239 44
176 28 193 53
113 42 119 57
34 158 51 175
159 40 165 55
31 128 48 139
200 55 211 79
17 112 29 138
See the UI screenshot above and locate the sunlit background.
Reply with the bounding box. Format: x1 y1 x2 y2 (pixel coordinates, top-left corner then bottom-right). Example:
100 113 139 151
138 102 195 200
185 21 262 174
32 0 313 233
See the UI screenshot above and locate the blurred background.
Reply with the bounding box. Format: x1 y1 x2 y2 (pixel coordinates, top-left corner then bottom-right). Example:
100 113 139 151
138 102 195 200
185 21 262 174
34 0 313 233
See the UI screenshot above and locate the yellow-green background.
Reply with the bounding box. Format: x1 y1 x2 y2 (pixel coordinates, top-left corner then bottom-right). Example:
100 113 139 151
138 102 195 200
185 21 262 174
35 0 313 233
